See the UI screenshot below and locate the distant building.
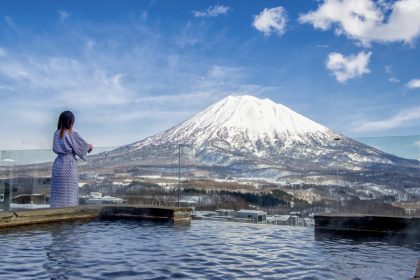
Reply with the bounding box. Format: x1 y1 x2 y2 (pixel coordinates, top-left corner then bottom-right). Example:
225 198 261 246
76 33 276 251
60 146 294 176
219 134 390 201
191 170 209 179
405 209 417 215
289 215 306 227
267 215 291 225
236 209 267 223
195 209 267 223
79 192 126 205
89 192 102 197
178 200 197 215
289 211 302 217
266 214 314 227
0 180 11 210
12 194 50 204
216 209 236 217
79 173 96 180
304 218 315 227
0 193 6 211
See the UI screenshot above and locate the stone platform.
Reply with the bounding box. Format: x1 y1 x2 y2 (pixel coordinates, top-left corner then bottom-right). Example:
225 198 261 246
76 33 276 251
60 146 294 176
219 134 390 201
0 205 192 229
314 213 420 245
315 213 420 234
414 260 420 280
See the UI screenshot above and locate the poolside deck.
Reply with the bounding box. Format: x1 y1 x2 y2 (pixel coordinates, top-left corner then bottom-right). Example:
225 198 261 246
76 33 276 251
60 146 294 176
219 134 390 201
0 205 192 229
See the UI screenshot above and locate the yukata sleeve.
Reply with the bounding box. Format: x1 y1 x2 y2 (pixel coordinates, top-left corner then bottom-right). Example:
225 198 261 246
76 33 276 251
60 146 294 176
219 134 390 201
67 131 89 160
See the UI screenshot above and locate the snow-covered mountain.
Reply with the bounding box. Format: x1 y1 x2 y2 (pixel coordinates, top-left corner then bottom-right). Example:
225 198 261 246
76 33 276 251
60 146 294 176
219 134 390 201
90 95 420 199
99 95 413 166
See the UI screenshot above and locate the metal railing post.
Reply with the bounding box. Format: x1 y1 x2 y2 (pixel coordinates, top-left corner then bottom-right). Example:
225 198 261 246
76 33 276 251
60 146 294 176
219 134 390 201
3 181 11 211
178 144 181 207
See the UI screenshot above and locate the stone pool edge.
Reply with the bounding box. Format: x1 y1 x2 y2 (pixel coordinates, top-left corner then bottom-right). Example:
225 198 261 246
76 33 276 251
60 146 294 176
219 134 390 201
314 213 420 234
0 205 192 229
414 259 420 280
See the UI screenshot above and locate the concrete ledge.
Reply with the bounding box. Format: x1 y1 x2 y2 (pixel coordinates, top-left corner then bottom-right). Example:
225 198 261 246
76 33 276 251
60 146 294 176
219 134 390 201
0 205 192 229
0 205 101 229
315 213 420 235
414 260 420 279
99 205 192 221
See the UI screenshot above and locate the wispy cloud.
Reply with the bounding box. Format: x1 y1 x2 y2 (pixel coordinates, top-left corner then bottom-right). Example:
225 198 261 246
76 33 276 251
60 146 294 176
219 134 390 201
326 51 372 83
353 107 420 132
5 16 20 33
0 21 274 149
193 5 230 18
85 39 95 50
58 10 71 23
316 44 329 48
252 7 287 37
0 47 7 57
0 56 131 106
299 0 420 46
0 85 14 91
405 79 420 89
175 21 206 47
385 65 400 83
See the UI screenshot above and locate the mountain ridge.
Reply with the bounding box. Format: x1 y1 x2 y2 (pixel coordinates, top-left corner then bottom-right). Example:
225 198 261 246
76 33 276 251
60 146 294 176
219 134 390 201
88 95 419 200
106 95 416 167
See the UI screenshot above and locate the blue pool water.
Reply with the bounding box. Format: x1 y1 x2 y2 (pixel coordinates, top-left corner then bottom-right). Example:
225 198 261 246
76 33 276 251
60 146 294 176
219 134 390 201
0 220 419 280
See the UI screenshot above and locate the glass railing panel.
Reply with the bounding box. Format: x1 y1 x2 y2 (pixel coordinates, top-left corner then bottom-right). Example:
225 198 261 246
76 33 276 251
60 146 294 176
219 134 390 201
77 144 197 209
352 135 420 216
0 158 13 211
0 147 117 211
0 155 49 211
1 136 419 222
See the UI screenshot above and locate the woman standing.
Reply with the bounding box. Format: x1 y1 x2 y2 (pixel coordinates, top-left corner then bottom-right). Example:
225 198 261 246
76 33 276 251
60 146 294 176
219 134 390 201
51 111 93 208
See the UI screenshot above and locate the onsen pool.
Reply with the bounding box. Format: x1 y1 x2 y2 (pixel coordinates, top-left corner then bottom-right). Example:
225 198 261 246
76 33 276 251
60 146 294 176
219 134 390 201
0 220 418 279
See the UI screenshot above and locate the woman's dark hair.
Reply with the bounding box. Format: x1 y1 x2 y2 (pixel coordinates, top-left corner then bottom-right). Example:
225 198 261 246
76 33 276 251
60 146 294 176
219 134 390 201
57 111 75 138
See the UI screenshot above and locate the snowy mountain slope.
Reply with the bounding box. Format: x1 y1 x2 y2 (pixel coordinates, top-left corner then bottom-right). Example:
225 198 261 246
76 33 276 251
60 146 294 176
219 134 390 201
88 95 419 197
2 95 417 203
98 95 416 168
134 95 329 148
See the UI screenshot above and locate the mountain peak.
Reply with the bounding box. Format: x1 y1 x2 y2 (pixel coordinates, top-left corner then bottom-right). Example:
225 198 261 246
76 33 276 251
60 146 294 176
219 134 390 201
188 94 329 137
132 94 332 150
220 94 276 106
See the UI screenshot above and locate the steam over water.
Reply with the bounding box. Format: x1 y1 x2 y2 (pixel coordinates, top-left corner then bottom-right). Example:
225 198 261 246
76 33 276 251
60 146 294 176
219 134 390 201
0 220 418 279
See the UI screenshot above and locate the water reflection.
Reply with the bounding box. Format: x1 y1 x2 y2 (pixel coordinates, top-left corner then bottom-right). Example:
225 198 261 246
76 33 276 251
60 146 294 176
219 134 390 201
44 222 84 280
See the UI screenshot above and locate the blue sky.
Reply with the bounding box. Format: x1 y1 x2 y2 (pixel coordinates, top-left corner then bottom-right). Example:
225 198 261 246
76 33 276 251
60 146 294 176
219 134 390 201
0 0 419 150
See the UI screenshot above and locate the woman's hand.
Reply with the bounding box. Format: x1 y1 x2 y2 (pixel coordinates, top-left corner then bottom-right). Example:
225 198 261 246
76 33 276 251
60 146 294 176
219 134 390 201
88 144 93 153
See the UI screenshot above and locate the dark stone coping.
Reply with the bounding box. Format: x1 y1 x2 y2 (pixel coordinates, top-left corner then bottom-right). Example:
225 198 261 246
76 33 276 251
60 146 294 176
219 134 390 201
315 213 420 234
414 259 420 280
0 205 192 229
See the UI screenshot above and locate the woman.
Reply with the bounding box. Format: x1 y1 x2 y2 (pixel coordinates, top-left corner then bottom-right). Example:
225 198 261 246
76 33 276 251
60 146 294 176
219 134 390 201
51 111 93 208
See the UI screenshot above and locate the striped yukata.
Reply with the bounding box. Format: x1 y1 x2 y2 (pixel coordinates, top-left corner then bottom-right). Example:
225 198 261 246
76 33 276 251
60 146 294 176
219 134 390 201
51 130 89 208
